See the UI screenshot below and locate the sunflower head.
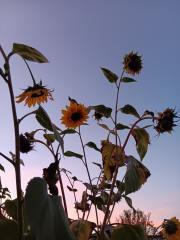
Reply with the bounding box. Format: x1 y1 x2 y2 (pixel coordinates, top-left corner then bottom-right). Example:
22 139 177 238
20 134 34 153
61 102 89 129
155 108 178 134
123 51 143 75
16 82 53 107
93 111 103 121
162 217 180 240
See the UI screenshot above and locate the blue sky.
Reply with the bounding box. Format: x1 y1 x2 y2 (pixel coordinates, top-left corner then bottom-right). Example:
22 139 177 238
0 0 180 224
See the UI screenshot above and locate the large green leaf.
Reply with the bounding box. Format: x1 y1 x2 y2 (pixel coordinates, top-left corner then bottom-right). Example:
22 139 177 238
120 104 140 118
125 156 150 195
111 224 147 240
36 106 53 131
86 141 101 152
24 177 75 240
64 151 83 160
101 67 118 83
12 43 48 63
132 128 150 160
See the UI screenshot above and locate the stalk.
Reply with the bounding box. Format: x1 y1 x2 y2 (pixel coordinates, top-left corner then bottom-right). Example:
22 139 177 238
0 45 23 240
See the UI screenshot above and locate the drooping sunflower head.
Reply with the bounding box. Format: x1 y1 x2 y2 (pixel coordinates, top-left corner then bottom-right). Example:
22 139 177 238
123 51 143 75
93 111 103 121
16 83 53 107
155 108 178 134
61 102 89 129
20 134 34 153
162 217 180 240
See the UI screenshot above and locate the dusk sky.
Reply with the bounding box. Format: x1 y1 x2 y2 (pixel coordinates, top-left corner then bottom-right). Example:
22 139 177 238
0 0 180 225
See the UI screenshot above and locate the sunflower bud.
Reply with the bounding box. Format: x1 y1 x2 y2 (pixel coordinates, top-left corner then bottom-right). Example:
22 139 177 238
20 134 34 153
123 51 142 75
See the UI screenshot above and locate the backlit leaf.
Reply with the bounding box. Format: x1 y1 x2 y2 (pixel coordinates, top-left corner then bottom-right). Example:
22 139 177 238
125 156 150 195
64 151 83 160
121 77 137 83
116 123 130 130
36 106 53 131
101 67 118 83
120 104 140 118
132 128 150 160
12 43 48 63
60 129 77 135
86 141 101 152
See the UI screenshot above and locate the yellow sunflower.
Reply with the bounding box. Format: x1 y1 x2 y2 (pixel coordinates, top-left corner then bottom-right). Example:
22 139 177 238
61 102 89 129
162 217 180 240
16 83 53 107
123 51 143 75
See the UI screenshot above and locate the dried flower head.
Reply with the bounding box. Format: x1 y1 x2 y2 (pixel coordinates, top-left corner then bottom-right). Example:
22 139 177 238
20 134 34 153
93 111 103 121
16 83 53 107
61 102 89 129
123 51 142 75
162 217 180 240
155 108 178 134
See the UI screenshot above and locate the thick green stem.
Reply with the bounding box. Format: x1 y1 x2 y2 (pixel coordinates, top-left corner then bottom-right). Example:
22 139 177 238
0 45 23 240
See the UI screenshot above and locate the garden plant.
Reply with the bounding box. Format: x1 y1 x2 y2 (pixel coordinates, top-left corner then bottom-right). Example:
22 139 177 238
0 43 179 240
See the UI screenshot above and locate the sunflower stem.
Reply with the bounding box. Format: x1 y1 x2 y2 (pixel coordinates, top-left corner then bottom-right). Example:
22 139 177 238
23 58 37 85
0 45 23 240
78 127 99 228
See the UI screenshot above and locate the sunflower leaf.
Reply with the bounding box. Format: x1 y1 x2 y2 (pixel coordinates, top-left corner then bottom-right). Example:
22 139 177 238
116 123 130 130
35 106 53 131
132 128 150 160
86 141 101 152
64 151 83 160
121 77 137 83
12 43 48 63
125 156 150 195
120 104 140 118
101 67 118 83
52 124 64 154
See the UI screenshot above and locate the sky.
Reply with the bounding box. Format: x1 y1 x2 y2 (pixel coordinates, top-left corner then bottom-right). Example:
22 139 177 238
0 0 180 226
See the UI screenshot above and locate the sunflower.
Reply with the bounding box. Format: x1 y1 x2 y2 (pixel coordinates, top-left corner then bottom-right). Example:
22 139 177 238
16 83 53 107
162 217 180 240
155 108 178 134
123 51 143 75
20 134 34 153
61 102 89 129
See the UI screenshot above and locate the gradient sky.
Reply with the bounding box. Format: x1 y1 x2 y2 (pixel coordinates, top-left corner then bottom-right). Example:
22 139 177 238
0 0 180 225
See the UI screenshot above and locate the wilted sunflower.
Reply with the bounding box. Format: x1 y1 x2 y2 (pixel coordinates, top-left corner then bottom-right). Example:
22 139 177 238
20 134 34 153
61 102 89 129
16 83 53 107
162 217 180 240
123 51 142 75
155 108 178 134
